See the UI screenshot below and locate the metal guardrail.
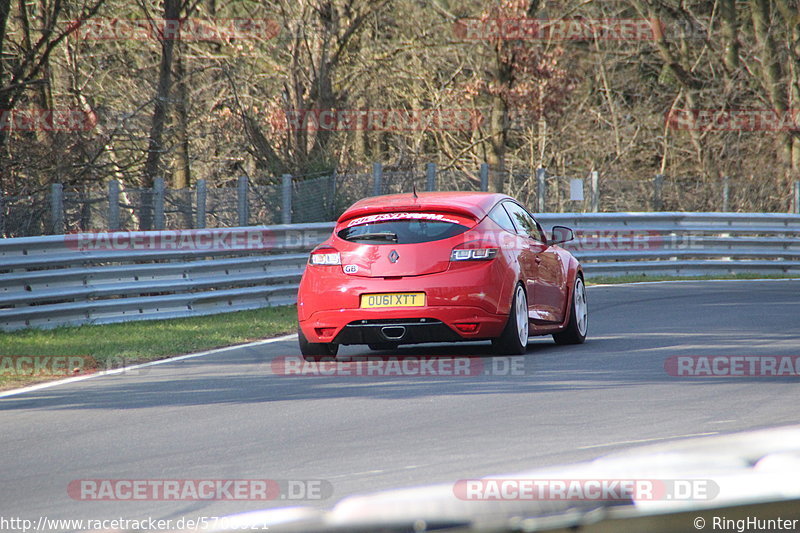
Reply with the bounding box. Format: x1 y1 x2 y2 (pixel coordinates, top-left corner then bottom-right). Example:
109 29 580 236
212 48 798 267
1 213 798 331
544 212 800 277
0 223 333 331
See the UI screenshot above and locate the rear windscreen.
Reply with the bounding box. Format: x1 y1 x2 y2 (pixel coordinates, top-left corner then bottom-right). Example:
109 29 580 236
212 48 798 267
337 212 472 245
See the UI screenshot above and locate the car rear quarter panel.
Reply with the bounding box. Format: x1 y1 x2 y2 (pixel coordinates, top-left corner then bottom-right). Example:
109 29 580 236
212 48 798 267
558 251 583 328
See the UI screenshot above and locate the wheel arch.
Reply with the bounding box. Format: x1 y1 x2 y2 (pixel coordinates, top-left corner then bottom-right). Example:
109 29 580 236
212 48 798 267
560 257 584 328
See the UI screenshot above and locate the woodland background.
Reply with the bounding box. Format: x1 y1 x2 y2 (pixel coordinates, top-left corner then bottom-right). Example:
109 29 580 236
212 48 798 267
1 0 799 233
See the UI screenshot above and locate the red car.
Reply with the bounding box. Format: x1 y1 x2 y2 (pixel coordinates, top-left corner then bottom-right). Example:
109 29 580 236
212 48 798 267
296 191 587 360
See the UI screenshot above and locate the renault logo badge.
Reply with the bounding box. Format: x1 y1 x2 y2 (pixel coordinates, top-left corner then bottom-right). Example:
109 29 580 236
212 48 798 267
389 250 400 263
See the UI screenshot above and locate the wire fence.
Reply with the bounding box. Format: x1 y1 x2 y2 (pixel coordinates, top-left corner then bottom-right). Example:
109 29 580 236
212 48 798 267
2 164 799 237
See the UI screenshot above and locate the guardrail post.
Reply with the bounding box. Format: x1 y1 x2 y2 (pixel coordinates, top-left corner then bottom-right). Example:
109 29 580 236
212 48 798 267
196 179 207 229
794 180 800 214
108 180 120 231
51 183 64 234
590 170 599 212
372 162 382 196
479 163 489 192
426 162 436 191
653 174 664 211
722 176 730 212
237 175 249 226
536 168 547 212
0 188 4 236
153 178 165 230
282 174 292 224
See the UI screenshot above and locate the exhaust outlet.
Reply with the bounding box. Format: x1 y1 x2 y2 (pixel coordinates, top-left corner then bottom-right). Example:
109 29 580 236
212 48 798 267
381 326 406 340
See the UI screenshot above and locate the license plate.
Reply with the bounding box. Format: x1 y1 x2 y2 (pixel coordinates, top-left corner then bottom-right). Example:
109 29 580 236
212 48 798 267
360 292 425 308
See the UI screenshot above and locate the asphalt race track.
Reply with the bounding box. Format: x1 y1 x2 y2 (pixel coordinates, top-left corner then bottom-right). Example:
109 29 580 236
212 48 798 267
1 280 799 526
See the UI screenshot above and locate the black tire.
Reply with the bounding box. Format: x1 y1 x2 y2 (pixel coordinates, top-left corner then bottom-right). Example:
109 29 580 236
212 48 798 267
492 283 529 355
368 343 399 351
298 328 339 362
553 275 587 345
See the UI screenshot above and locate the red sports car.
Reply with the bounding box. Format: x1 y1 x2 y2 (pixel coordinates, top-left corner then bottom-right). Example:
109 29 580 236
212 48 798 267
296 191 587 360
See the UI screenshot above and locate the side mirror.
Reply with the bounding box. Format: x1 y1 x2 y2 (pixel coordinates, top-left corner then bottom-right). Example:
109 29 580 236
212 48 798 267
549 225 574 246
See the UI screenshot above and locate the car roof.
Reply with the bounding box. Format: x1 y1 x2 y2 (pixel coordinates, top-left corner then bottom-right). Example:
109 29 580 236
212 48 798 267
337 191 513 223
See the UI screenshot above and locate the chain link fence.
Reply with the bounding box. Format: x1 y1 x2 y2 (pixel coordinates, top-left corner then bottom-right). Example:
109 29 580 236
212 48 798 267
2 164 799 237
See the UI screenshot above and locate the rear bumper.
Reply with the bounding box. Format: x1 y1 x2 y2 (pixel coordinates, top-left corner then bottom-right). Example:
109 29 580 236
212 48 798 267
333 318 462 345
299 306 508 345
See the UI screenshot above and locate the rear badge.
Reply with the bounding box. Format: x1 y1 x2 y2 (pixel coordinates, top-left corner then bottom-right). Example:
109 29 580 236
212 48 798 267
389 250 400 263
344 264 359 274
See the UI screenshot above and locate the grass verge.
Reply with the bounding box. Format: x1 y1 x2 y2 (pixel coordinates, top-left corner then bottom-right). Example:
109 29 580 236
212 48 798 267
2 273 797 391
0 305 297 391
585 272 799 285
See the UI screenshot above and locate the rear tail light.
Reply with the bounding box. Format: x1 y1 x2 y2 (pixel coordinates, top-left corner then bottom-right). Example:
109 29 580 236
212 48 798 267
309 247 341 265
450 248 498 261
454 323 479 333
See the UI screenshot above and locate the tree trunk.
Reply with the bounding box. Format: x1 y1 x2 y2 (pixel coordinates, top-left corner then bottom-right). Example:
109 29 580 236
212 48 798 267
487 92 507 192
173 42 190 190
141 0 181 229
750 0 795 193
720 0 739 71
0 0 12 151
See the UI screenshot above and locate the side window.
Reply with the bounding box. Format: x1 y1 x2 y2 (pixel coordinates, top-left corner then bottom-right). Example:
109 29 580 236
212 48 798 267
530 216 548 244
503 202 546 242
488 203 517 233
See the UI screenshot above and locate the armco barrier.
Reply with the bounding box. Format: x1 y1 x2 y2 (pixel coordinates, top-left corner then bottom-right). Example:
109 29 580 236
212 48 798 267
0 213 798 331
